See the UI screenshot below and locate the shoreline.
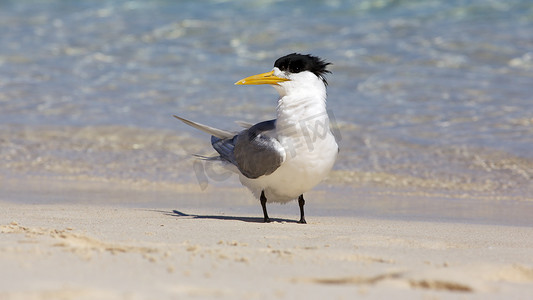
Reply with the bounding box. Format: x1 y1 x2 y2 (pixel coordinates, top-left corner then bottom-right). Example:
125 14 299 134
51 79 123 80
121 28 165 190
2 176 532 227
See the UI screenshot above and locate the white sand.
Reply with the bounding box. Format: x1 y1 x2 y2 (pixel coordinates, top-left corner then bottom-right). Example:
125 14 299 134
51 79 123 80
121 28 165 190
1 200 533 299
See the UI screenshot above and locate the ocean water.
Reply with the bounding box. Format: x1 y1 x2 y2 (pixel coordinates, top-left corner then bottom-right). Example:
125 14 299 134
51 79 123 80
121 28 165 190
1 0 532 206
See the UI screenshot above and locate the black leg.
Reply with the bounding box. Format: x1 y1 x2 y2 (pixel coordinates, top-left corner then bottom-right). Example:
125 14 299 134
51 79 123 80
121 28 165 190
298 194 307 224
260 190 271 223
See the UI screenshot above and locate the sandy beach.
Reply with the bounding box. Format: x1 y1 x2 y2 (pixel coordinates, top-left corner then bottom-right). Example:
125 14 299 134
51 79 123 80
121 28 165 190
1 181 533 300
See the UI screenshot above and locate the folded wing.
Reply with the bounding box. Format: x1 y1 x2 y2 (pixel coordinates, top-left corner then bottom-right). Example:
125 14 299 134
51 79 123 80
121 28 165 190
175 116 286 179
212 120 286 179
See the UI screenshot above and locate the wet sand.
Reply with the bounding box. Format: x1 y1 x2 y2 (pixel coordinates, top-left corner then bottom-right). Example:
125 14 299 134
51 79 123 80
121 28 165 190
1 183 533 299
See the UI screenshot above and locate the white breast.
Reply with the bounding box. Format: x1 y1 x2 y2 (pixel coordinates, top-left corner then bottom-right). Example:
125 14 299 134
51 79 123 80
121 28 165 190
239 77 338 203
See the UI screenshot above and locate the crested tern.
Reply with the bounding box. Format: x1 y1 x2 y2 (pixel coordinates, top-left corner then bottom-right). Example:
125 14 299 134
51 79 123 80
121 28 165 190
174 53 338 223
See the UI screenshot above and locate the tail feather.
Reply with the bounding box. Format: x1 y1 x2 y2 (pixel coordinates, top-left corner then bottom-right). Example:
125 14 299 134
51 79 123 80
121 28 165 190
173 115 235 139
192 154 221 161
234 120 254 129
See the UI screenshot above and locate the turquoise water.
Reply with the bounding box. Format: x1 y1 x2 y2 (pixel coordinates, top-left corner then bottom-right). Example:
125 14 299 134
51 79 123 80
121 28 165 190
1 0 532 201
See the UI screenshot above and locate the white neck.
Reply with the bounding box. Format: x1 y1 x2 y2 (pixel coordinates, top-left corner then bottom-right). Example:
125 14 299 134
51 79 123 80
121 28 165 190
274 72 329 136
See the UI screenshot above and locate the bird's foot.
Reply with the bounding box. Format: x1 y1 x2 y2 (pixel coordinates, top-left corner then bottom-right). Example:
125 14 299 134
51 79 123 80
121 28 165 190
264 217 271 223
298 218 307 224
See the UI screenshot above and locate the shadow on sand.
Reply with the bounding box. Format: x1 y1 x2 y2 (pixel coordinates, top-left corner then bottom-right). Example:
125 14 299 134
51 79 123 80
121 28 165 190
160 209 298 224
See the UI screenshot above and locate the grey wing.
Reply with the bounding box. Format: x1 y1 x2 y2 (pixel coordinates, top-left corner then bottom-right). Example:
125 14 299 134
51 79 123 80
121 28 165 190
211 135 237 165
211 120 286 179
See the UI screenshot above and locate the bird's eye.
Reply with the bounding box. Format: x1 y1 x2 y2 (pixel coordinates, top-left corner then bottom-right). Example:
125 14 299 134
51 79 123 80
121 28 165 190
289 60 305 73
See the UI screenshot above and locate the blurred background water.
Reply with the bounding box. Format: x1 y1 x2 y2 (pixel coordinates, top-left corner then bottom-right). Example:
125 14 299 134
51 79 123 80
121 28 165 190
1 0 532 201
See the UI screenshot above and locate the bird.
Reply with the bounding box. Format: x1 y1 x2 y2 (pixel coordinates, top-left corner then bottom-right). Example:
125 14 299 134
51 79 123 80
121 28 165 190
174 53 338 224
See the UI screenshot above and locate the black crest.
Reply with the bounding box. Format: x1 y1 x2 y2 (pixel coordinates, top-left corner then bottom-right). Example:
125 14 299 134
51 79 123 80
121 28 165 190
274 53 332 85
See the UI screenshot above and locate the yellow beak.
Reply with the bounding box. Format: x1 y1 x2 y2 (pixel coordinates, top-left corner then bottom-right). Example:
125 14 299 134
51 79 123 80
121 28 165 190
234 70 290 85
